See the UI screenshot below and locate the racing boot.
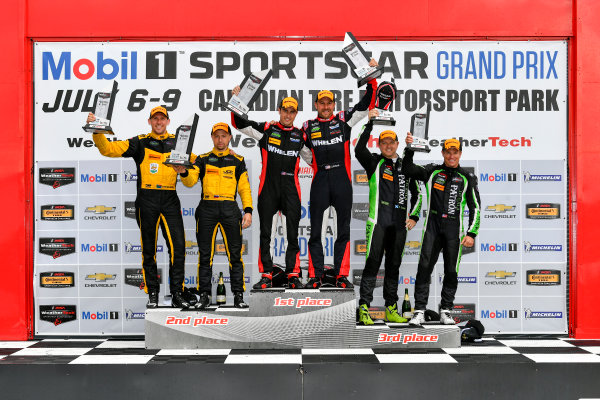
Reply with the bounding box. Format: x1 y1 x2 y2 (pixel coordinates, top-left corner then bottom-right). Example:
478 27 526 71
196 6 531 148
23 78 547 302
252 273 273 290
287 274 303 289
195 292 210 310
147 291 159 309
357 304 374 325
385 303 408 323
234 292 249 309
439 309 456 325
171 292 191 309
336 275 354 289
409 310 426 326
305 277 322 289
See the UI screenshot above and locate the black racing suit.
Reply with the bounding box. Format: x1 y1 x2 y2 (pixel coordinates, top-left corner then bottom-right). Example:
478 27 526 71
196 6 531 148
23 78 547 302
93 132 187 295
183 148 253 294
302 79 376 278
402 149 481 310
231 114 312 277
355 121 422 307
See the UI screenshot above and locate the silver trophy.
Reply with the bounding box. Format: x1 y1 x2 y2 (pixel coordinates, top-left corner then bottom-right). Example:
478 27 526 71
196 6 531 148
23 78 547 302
408 104 431 153
341 32 383 87
372 80 396 126
163 114 198 169
82 81 118 134
226 69 273 119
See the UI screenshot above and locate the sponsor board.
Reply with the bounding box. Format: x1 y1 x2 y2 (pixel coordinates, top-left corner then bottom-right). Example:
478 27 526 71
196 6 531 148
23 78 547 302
41 205 75 221
526 203 560 219
353 170 368 185
39 168 75 188
82 311 119 320
523 242 562 252
449 303 476 323
39 237 76 258
523 172 562 183
124 268 163 290
40 272 75 288
524 309 563 319
526 269 561 285
124 201 136 219
479 172 517 182
352 203 369 221
485 270 517 285
85 273 117 288
485 204 517 219
84 205 117 221
125 309 145 320
481 309 518 319
39 305 77 325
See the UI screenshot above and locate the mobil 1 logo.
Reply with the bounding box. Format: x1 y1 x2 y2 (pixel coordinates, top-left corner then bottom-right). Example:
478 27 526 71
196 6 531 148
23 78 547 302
146 51 177 79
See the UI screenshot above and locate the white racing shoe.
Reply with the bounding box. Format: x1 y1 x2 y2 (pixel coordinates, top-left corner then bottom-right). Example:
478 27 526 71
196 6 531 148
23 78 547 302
439 309 456 325
409 310 426 326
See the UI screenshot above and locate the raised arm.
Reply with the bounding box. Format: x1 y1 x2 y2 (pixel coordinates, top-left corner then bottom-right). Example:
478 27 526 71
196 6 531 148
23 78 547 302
401 133 429 182
354 114 378 175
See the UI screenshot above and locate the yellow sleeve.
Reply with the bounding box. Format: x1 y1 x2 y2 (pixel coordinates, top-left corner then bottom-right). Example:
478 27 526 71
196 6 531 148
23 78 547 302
180 165 199 188
92 133 130 157
238 170 253 212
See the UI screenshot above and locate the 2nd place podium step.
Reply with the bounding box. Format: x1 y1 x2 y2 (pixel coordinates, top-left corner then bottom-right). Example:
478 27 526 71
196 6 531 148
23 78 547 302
145 288 459 349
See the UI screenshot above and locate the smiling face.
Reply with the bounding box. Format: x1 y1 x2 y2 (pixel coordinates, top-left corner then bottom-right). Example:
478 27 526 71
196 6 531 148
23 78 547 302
315 97 334 120
442 147 462 168
212 130 231 151
148 113 170 135
379 138 399 159
278 106 298 127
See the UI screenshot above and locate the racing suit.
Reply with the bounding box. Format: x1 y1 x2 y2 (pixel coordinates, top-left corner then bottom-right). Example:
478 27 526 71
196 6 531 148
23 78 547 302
93 132 188 295
355 121 422 307
183 148 253 294
302 79 376 278
231 113 312 277
401 148 481 310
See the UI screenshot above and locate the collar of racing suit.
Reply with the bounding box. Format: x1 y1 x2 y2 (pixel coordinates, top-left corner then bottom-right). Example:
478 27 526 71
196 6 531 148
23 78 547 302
317 115 335 122
149 131 170 140
211 147 231 157
276 122 294 130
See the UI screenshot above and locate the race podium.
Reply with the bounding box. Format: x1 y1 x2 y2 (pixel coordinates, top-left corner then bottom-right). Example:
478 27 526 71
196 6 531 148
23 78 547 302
145 288 460 349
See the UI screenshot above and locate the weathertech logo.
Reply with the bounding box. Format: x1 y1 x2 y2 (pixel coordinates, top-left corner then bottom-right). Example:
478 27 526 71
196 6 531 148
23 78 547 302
523 172 561 183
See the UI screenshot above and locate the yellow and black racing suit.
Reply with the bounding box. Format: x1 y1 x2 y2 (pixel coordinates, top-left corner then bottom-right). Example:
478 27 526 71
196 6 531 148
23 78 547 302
182 148 253 294
93 132 189 295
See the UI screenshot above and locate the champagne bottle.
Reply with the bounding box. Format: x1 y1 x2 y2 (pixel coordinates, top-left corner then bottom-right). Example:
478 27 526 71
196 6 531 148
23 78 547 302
401 288 412 319
216 272 226 305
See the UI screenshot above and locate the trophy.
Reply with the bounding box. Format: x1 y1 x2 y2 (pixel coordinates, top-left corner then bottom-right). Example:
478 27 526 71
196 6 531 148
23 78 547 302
225 69 273 119
372 80 396 126
82 81 118 134
408 104 431 153
163 113 199 169
341 32 383 87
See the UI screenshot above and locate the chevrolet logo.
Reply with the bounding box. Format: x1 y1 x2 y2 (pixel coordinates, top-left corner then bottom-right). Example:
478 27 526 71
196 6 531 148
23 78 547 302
185 241 198 248
486 204 516 213
85 205 116 214
486 270 516 279
405 241 421 249
85 273 116 282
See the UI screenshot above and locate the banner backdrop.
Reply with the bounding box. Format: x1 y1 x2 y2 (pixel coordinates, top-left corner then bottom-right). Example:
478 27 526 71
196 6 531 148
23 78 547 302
33 40 567 335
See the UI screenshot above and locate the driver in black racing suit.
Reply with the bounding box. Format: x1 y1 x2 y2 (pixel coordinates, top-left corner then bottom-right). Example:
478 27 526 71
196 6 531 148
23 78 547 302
302 58 379 289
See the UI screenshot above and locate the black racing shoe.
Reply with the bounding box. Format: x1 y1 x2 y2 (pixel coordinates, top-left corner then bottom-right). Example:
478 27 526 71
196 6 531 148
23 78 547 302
252 274 273 290
287 275 304 289
336 276 354 289
147 291 159 309
171 292 191 309
305 277 322 289
195 292 211 309
182 287 198 306
234 292 249 309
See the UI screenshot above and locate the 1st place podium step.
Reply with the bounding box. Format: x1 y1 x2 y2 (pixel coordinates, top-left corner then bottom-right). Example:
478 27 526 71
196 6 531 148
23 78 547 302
145 288 459 349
